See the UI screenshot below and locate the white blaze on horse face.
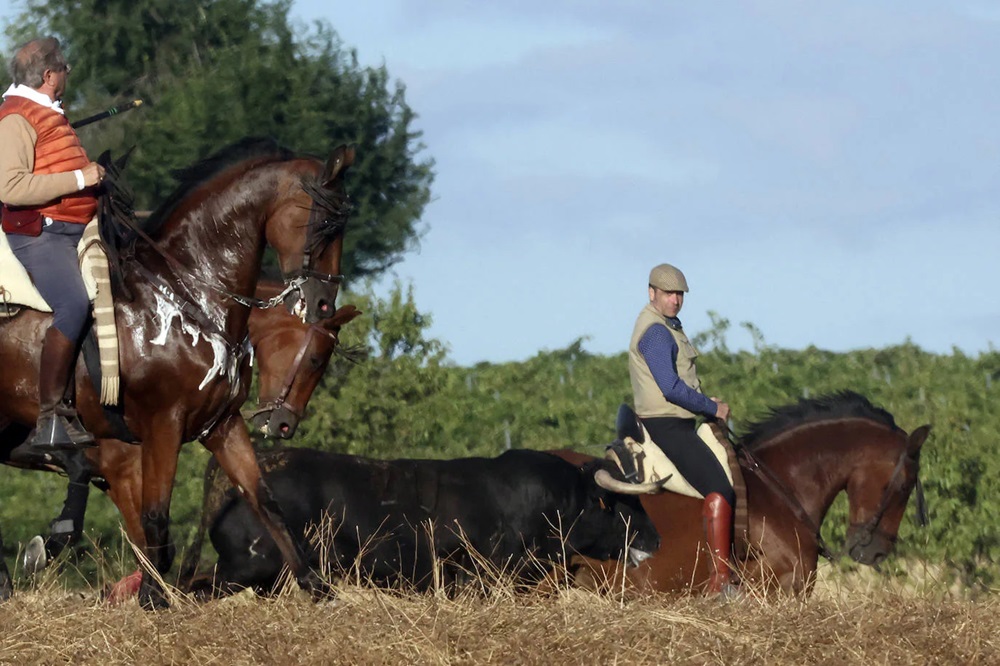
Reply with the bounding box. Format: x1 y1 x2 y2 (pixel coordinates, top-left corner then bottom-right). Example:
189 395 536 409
150 292 230 390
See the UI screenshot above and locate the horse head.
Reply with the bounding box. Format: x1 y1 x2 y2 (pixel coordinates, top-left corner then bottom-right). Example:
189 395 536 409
247 282 362 438
843 424 931 566
267 145 355 324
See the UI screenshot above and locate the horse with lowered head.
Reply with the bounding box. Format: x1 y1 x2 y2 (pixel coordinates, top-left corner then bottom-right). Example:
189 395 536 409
555 391 930 596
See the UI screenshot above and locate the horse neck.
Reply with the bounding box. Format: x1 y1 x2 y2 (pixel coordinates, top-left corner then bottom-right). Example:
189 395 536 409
139 162 286 338
753 418 899 524
247 281 292 347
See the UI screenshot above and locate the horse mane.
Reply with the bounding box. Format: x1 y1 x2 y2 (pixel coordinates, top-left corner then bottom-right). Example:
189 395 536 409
142 137 297 237
300 173 352 253
739 391 900 450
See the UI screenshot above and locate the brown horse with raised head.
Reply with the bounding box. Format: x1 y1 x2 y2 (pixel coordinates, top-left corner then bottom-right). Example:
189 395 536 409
555 392 930 596
0 138 353 607
0 277 360 588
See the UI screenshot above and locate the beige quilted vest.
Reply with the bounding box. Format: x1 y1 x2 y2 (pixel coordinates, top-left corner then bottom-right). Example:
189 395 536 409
628 303 703 419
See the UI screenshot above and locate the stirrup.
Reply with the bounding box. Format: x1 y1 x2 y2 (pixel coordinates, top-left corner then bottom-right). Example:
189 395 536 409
26 412 93 451
55 405 96 447
710 581 743 603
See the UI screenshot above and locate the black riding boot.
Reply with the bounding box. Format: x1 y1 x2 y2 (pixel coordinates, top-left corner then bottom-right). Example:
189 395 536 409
58 359 96 447
26 327 95 451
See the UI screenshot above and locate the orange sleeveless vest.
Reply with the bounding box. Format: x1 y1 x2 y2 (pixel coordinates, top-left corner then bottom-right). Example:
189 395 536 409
0 96 97 224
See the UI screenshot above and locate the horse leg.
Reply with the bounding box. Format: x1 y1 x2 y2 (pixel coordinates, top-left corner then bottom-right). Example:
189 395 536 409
93 439 146 550
0 527 12 602
43 452 93 562
136 418 182 610
201 415 330 600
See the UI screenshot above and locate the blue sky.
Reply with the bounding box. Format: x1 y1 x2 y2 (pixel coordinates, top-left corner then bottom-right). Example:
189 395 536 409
4 1 999 364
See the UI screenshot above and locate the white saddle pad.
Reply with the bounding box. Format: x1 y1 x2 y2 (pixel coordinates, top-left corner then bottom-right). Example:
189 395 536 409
0 221 100 309
607 422 733 500
0 220 121 405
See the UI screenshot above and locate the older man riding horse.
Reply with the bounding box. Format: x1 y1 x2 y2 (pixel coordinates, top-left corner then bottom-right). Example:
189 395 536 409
0 138 353 608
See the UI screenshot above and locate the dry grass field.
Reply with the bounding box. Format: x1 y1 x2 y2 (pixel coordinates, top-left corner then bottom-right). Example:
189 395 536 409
0 563 996 665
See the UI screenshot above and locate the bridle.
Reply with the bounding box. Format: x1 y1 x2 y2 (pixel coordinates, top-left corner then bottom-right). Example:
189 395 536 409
245 323 341 423
846 447 928 550
280 179 349 315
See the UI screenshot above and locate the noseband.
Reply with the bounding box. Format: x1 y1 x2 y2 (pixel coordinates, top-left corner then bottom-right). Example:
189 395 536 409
246 323 340 422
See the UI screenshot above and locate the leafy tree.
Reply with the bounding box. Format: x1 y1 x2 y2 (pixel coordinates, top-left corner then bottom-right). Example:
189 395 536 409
3 0 434 277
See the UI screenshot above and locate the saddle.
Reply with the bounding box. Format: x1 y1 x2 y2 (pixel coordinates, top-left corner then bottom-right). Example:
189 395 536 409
605 405 731 498
605 404 750 559
0 221 121 405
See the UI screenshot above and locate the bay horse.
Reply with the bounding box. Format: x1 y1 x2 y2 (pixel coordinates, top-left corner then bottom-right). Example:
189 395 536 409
0 278 360 589
0 138 353 607
554 392 931 596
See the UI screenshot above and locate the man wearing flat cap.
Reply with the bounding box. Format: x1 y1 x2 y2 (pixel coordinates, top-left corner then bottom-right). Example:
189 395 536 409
628 263 735 596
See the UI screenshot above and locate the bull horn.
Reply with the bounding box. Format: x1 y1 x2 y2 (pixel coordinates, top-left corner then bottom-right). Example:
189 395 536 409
594 469 670 495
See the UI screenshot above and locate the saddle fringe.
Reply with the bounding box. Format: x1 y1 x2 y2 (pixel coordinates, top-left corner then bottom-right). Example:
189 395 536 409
606 422 750 563
79 222 120 406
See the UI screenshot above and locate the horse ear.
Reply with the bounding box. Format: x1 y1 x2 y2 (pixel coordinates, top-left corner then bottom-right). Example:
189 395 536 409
322 144 355 187
907 424 931 455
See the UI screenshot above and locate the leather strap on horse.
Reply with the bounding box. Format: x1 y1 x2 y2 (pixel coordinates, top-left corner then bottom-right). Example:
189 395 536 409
736 441 837 562
709 420 749 563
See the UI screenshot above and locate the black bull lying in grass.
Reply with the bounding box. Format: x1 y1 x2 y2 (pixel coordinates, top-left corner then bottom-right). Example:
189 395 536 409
181 447 665 595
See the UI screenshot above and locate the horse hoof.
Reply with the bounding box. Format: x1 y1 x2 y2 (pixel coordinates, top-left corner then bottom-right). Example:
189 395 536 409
138 577 171 611
0 573 12 602
23 536 46 576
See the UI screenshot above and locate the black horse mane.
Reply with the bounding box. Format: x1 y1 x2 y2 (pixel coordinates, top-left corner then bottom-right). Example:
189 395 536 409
143 137 297 237
299 177 352 255
740 391 900 450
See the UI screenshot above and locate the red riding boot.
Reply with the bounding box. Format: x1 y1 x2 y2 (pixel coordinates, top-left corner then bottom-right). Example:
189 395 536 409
703 492 735 596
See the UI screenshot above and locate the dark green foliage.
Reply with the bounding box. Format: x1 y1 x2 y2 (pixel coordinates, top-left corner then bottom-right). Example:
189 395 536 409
4 0 434 277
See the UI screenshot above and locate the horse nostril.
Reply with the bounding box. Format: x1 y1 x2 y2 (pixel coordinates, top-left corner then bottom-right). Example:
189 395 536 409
280 423 291 435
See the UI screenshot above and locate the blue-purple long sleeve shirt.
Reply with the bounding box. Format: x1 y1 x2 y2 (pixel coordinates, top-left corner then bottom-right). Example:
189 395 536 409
636 321 718 418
